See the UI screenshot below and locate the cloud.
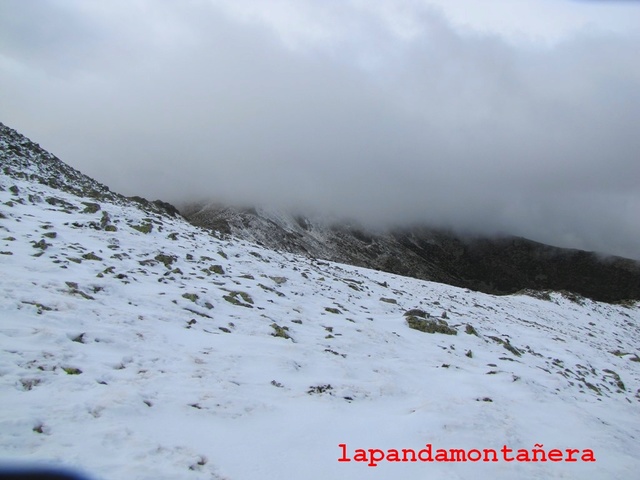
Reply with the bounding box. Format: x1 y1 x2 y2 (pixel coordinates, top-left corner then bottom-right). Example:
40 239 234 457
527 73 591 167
1 0 639 259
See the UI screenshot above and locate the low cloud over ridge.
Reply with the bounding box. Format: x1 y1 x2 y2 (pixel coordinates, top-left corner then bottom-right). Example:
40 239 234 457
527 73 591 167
1 0 639 259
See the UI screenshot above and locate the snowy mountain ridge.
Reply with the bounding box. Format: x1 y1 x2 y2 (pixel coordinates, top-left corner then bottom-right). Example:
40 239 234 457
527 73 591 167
185 201 640 304
1 123 640 479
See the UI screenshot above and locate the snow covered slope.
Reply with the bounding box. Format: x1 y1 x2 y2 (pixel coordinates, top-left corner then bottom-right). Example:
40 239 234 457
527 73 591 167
1 124 640 479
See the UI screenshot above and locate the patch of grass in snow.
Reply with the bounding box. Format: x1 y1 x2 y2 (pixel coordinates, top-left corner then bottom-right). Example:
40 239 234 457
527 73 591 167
21 300 53 314
610 349 628 357
406 316 457 335
45 196 76 210
65 282 95 300
582 380 602 395
258 283 285 297
155 253 177 268
62 367 82 375
324 348 346 358
465 324 479 336
602 369 626 391
103 266 115 274
404 308 429 318
32 239 49 250
209 264 225 274
32 423 46 434
249 251 266 261
71 333 86 343
380 297 397 304
81 202 101 214
488 336 523 357
271 323 292 340
184 308 212 319
223 291 253 307
182 293 199 303
307 384 333 395
131 222 153 234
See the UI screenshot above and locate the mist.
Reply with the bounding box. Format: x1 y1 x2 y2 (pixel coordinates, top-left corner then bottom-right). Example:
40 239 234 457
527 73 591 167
1 0 639 259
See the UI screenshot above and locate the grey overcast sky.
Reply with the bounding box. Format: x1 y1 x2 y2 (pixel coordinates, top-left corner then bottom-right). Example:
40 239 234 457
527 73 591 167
1 0 639 259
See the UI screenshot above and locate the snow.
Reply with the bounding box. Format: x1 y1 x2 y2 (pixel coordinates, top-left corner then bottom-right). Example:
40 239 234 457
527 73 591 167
1 160 639 479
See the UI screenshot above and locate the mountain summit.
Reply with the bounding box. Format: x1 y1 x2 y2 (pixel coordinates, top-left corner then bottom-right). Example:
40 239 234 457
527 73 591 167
0 122 181 218
0 122 115 201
